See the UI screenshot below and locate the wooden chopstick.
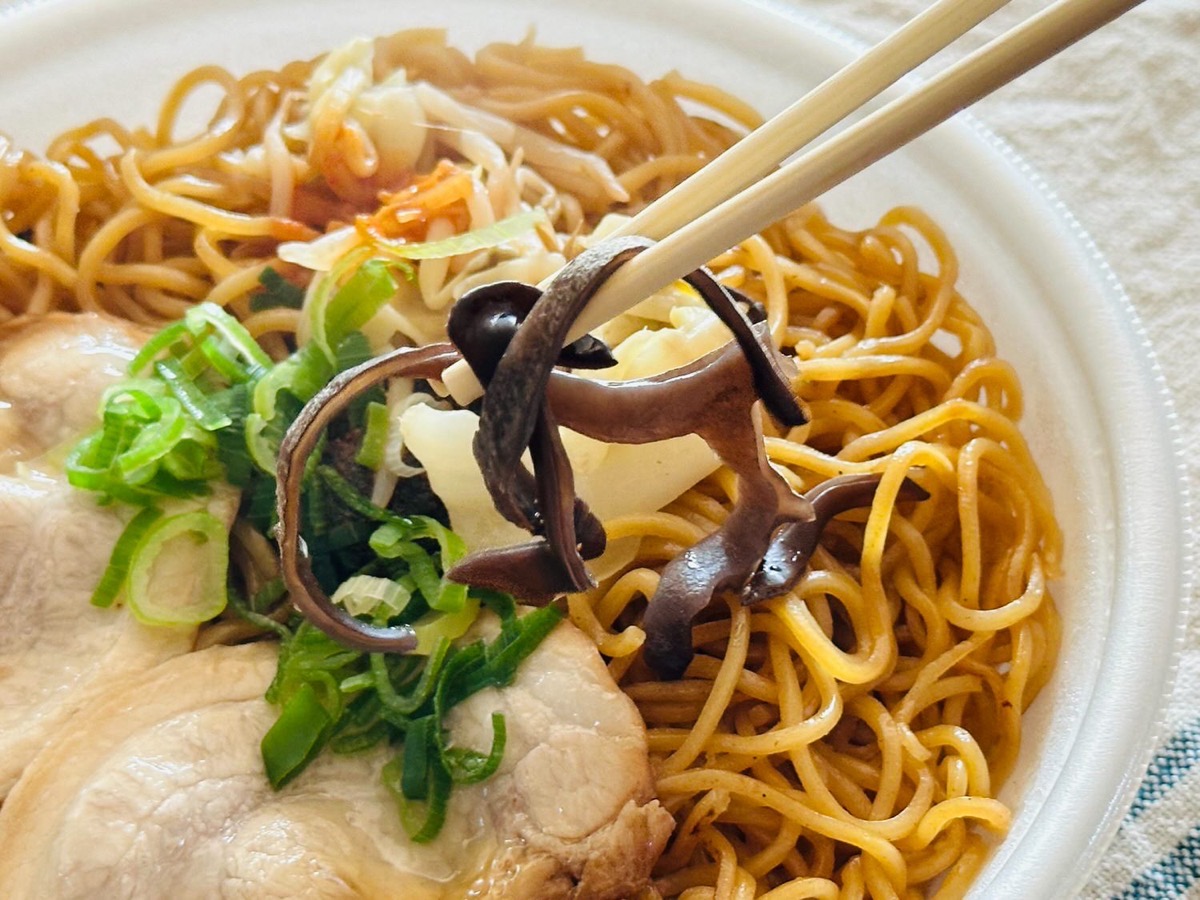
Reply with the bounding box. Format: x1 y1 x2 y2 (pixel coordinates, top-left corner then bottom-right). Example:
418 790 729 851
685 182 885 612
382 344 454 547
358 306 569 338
613 0 1014 244
441 0 1146 403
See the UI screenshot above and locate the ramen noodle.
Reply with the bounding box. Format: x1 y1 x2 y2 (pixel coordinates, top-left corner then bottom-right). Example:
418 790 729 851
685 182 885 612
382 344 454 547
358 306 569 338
0 28 1060 898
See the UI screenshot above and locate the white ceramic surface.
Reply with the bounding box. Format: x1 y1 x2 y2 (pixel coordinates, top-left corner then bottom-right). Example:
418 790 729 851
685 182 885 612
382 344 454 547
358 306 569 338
0 0 1185 896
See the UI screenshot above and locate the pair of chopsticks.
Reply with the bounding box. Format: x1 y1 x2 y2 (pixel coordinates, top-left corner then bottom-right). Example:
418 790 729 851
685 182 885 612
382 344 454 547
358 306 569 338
441 0 1146 403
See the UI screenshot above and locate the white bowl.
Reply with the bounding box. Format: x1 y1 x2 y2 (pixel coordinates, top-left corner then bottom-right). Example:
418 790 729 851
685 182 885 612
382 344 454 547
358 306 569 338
0 0 1186 895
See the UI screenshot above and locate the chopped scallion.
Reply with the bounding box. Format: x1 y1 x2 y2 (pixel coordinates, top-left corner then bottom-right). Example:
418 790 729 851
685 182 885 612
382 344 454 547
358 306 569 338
251 267 306 312
126 510 229 626
184 302 273 378
154 357 231 431
332 574 412 617
261 682 334 789
354 401 391 471
443 712 507 785
90 507 164 608
320 258 400 351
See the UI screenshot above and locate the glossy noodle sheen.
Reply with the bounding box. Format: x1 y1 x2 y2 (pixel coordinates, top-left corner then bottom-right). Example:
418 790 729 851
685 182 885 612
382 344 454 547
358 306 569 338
0 28 1061 898
575 206 1062 896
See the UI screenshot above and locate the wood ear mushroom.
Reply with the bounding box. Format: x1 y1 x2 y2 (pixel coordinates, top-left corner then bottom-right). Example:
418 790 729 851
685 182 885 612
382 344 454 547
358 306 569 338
448 238 927 678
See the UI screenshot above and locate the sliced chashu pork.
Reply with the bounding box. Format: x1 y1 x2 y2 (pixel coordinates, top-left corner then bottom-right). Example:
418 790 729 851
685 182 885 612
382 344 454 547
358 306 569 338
0 314 234 797
0 625 673 898
0 313 145 472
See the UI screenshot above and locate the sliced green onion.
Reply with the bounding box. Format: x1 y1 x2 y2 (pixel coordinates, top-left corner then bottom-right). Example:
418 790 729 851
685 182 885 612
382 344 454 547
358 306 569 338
184 302 273 378
195 335 251 385
64 432 121 493
175 341 215 381
478 589 517 622
401 716 433 800
304 243 374 352
395 543 447 610
368 518 467 613
208 383 255 486
355 401 391 471
138 467 210 500
367 526 465 614
384 751 451 844
444 604 565 708
105 386 163 424
65 434 159 504
371 209 547 260
372 638 450 721
331 574 412 617
482 605 564 682
321 258 399 350
90 507 164 608
411 598 481 654
330 722 389 755
73 306 277 504
261 682 334 789
252 342 333 422
159 433 222 483
115 397 187 483
443 713 506 785
376 516 467 567
329 693 390 754
322 466 396 524
126 510 229 626
265 621 360 710
154 357 231 431
252 267 306 312
128 321 189 375
243 413 279 475
227 588 291 640
333 331 374 374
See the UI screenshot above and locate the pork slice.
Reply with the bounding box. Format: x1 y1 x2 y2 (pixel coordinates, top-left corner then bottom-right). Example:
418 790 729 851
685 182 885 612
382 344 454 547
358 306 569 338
0 476 198 797
0 313 146 473
0 313 232 797
452 617 674 899
0 626 673 899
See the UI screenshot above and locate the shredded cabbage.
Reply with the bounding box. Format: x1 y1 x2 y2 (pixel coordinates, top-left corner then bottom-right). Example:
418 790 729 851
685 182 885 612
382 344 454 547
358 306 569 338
398 290 730 573
297 37 427 185
332 574 412 617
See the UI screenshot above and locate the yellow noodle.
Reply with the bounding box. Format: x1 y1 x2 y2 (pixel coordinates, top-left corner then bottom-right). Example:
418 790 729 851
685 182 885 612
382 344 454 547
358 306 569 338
119 152 293 239
619 153 710 195
758 879 838 900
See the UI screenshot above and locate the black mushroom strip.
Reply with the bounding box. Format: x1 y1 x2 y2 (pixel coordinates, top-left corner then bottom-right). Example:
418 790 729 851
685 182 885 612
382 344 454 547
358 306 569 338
445 235 810 603
274 343 460 653
273 236 927 674
448 237 927 678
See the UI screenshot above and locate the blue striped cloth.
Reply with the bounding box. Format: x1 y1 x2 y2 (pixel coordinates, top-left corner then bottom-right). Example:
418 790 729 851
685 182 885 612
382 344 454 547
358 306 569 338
1087 719 1200 898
